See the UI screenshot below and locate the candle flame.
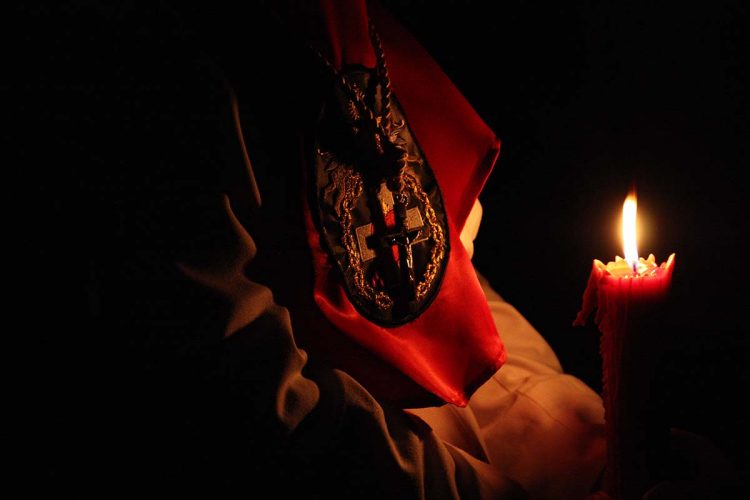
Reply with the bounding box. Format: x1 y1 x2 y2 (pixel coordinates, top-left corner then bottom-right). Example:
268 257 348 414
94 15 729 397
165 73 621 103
622 192 639 271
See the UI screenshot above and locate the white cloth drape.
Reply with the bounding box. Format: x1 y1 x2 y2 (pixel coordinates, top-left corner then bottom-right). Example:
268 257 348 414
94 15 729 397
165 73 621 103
408 200 607 498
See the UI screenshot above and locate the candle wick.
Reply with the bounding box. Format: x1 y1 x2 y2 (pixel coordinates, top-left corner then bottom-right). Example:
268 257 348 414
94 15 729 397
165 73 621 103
632 262 638 274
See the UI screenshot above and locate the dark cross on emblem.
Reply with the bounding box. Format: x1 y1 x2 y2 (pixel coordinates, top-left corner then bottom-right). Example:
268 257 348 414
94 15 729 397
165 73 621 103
383 194 421 311
355 189 426 313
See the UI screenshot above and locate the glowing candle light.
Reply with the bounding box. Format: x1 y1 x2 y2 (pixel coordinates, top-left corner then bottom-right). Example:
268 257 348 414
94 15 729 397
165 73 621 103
622 194 639 272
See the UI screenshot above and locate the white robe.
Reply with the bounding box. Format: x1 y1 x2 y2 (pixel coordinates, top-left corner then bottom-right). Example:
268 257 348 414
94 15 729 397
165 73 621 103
185 197 606 498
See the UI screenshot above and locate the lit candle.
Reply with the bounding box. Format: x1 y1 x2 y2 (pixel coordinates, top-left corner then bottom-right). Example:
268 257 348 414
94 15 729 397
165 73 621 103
574 191 675 499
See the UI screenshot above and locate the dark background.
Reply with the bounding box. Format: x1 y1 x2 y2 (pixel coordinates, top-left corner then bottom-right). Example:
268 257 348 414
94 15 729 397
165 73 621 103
7 0 745 492
382 0 748 486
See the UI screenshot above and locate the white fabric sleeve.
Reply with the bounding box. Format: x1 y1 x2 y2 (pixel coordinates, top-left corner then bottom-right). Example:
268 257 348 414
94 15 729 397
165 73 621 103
410 272 607 499
177 194 527 498
459 199 483 260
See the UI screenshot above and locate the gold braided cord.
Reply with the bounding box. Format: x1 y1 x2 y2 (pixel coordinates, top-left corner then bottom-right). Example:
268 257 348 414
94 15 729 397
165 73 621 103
312 21 394 141
368 21 393 126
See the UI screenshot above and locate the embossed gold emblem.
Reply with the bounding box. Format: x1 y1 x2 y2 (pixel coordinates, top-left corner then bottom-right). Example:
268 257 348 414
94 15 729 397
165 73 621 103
310 24 450 325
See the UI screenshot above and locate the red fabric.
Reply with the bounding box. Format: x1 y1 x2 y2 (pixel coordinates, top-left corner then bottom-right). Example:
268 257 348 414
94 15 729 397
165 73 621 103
318 0 377 69
303 0 505 407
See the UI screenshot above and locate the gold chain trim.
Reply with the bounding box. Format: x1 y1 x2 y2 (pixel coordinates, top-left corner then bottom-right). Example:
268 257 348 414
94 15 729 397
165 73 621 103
402 172 446 302
339 170 394 310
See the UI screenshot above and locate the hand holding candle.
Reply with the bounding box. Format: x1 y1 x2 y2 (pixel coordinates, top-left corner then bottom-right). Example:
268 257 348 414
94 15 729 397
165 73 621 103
574 191 675 499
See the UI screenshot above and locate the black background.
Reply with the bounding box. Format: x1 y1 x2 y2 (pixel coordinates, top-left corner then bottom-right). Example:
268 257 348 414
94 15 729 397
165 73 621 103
7 0 746 491
382 0 748 485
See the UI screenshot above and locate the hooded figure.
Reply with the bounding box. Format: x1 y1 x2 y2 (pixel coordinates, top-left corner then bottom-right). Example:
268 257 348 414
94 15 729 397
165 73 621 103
7 1 605 497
